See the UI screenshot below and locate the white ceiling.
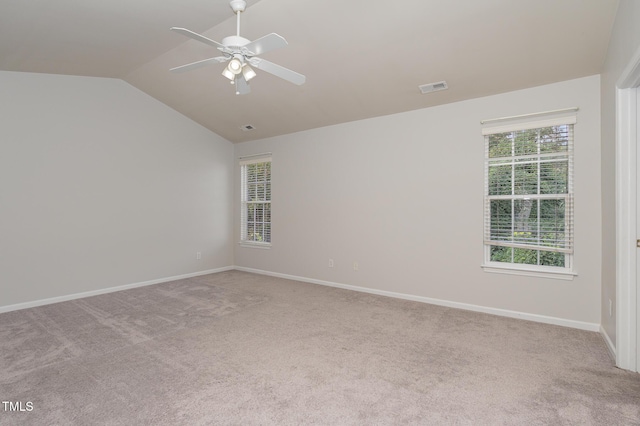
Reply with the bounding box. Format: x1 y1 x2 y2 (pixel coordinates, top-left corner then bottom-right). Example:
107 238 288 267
0 0 619 143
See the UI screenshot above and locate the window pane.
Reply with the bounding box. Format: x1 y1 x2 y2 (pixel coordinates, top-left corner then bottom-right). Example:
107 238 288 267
263 223 271 243
540 161 568 194
488 133 512 158
513 199 538 235
539 199 565 247
514 163 538 195
488 164 512 196
264 203 271 223
513 248 538 265
540 251 565 267
539 125 569 153
253 224 264 242
257 183 266 201
247 164 257 182
513 129 538 156
490 246 512 263
247 183 257 201
490 200 512 241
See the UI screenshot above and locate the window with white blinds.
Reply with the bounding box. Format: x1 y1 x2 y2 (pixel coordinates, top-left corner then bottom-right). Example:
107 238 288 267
482 112 576 276
240 155 271 246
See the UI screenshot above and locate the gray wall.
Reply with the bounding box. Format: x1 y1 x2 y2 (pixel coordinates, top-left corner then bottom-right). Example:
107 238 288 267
235 75 602 327
0 32 620 332
600 0 640 348
0 71 234 309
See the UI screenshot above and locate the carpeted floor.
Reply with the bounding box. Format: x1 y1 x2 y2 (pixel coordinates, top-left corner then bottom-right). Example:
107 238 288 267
1 270 639 425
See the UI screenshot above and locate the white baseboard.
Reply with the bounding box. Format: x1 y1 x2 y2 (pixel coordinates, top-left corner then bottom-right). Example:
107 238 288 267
2 265 603 334
234 266 601 332
600 325 617 362
0 266 235 314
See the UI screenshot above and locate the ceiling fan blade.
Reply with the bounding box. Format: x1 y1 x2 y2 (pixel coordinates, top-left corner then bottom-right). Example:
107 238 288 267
243 33 288 56
170 27 225 50
235 75 251 95
170 57 229 73
249 58 306 85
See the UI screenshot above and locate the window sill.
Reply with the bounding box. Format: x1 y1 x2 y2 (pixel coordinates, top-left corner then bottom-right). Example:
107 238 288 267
239 242 272 249
481 263 576 281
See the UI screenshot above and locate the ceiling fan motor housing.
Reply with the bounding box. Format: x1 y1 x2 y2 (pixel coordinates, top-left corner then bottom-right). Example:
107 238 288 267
222 36 251 50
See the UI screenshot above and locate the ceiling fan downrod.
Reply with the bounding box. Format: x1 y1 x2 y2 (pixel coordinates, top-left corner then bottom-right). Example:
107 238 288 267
230 0 246 37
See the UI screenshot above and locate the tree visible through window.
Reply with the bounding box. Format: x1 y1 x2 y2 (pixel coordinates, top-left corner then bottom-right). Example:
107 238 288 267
484 118 574 272
240 157 271 245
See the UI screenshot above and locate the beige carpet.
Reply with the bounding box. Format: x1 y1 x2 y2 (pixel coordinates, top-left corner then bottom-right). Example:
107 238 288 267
1 270 639 425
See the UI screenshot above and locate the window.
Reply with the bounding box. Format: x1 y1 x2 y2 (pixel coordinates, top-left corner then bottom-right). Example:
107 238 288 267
240 155 271 247
482 111 576 279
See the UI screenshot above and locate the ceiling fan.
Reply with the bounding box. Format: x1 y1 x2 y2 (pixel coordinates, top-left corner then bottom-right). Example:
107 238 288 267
170 0 305 95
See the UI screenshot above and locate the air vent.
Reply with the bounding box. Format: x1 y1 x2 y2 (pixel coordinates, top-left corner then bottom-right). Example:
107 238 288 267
240 124 255 131
419 81 448 94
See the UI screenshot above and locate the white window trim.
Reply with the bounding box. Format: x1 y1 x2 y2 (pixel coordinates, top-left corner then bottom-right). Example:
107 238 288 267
481 262 577 280
239 154 272 248
239 241 272 249
481 109 577 280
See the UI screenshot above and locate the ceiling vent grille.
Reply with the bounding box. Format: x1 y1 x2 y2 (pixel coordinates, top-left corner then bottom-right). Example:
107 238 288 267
240 124 255 131
419 81 448 94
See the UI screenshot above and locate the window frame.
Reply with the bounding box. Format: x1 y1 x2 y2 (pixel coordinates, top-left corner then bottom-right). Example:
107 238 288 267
239 154 272 249
481 111 577 280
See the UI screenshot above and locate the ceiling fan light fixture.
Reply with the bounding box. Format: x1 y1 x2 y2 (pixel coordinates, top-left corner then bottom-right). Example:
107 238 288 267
228 57 243 74
222 67 235 81
242 65 257 82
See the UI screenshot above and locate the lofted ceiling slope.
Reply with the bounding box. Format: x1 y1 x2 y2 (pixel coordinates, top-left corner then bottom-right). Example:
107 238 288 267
0 0 619 142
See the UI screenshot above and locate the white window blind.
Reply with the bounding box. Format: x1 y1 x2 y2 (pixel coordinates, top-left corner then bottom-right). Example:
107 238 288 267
483 111 575 271
240 155 271 245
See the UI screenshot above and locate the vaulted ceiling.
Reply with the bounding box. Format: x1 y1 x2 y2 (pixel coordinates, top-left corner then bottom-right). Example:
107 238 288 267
0 0 619 142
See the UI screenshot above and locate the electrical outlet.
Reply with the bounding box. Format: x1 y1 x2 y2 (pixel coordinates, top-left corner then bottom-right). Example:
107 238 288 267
353 262 359 271
196 251 202 260
328 259 334 268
